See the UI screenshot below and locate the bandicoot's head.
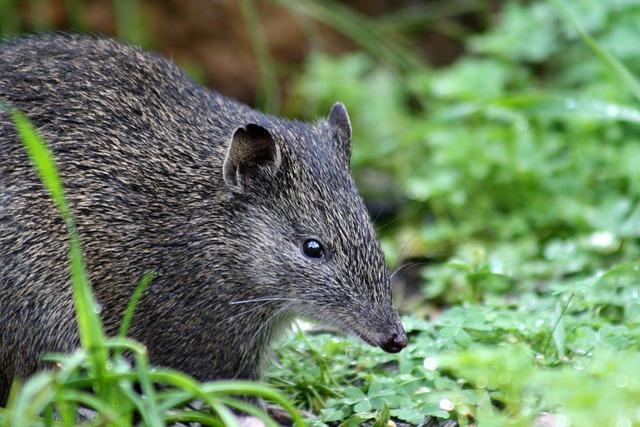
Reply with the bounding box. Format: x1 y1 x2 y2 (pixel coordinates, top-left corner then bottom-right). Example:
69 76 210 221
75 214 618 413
222 103 407 353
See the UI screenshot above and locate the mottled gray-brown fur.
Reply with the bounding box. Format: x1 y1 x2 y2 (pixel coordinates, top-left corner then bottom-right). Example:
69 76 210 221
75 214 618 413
0 34 406 404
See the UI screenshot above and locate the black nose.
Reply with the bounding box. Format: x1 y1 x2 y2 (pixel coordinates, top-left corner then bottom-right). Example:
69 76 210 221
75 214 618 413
380 331 408 353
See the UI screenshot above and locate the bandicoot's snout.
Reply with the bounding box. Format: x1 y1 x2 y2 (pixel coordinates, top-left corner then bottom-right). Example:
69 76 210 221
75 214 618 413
365 295 408 353
379 330 408 353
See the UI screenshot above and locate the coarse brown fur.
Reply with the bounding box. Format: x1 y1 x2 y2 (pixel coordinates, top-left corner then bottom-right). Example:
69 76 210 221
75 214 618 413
0 33 406 405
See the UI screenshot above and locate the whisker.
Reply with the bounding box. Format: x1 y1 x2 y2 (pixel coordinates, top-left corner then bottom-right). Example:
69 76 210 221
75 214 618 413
249 305 290 346
391 228 420 272
371 166 415 226
225 303 270 322
374 214 405 233
389 259 432 282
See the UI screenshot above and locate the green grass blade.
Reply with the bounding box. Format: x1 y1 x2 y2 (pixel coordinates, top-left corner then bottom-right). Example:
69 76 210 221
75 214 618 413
58 391 125 427
113 0 147 46
199 382 305 427
133 349 164 426
8 372 55 426
56 397 75 427
239 0 280 113
10 109 108 399
0 0 21 36
436 94 640 124
550 0 640 103
10 111 69 218
62 0 87 32
42 404 53 427
146 370 225 411
104 335 164 423
118 272 155 338
490 94 640 122
277 0 424 73
118 382 160 427
376 0 484 32
217 397 279 427
164 411 223 426
211 401 239 427
155 390 194 411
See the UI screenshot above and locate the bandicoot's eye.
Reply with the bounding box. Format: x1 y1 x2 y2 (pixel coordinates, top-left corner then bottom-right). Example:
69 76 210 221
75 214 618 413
302 239 325 259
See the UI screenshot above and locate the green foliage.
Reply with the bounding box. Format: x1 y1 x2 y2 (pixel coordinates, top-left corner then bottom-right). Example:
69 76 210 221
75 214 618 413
270 256 640 426
268 0 640 426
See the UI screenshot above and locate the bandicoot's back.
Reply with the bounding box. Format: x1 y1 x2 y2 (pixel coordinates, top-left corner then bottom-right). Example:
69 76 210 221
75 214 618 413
0 34 406 404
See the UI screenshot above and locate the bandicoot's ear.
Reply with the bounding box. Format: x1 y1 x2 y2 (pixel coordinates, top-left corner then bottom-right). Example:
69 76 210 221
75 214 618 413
223 124 281 194
328 102 352 161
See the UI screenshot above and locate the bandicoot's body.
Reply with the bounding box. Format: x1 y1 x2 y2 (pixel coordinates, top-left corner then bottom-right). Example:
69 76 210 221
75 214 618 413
0 34 406 404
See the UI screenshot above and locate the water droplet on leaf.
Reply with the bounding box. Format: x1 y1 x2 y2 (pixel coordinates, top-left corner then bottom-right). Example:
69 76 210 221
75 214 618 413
423 357 438 371
439 398 454 411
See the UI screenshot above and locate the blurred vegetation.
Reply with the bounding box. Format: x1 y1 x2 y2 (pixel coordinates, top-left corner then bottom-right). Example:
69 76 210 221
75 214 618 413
3 0 640 426
273 1 640 426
